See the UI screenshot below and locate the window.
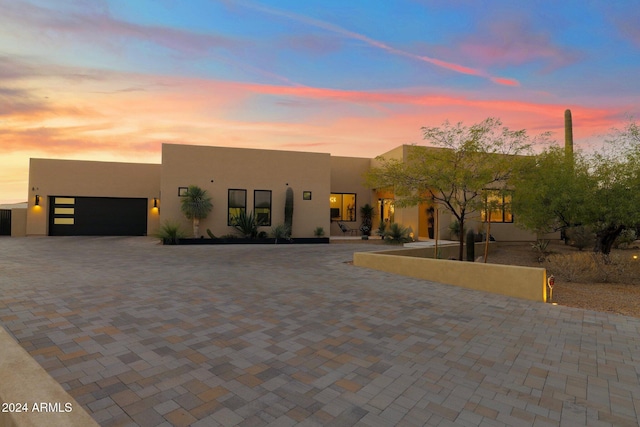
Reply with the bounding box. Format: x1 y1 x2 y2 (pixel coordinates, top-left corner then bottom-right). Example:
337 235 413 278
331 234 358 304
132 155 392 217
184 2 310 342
330 193 356 221
52 197 75 226
228 189 246 225
481 190 513 223
254 190 272 226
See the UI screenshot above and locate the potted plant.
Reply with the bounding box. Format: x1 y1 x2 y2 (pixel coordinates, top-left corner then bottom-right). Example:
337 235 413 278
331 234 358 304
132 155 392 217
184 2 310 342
359 204 375 238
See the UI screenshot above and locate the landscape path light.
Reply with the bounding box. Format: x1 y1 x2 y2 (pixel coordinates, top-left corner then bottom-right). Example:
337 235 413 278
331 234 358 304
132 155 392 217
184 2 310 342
547 275 555 302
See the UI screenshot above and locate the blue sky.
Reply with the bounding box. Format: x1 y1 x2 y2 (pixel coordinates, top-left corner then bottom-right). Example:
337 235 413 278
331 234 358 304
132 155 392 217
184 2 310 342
1 0 639 203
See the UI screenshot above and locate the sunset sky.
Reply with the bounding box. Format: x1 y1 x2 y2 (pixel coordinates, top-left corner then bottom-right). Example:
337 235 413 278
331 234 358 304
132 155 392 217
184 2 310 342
1 0 639 203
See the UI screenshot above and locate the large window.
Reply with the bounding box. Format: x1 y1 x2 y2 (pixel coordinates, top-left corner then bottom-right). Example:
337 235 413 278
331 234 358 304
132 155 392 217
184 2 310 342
481 190 513 223
254 190 272 226
228 189 246 225
330 193 356 221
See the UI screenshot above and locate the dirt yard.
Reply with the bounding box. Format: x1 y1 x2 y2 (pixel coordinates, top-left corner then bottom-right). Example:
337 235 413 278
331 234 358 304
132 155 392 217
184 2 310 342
487 241 640 318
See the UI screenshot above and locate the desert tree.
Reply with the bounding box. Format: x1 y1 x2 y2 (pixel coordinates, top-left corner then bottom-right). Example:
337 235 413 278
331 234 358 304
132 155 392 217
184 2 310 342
512 119 640 255
510 146 591 237
366 118 539 260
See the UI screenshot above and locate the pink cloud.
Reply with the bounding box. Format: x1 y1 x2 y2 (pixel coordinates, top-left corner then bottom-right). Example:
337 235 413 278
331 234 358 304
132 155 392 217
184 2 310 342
455 19 583 72
0 67 629 167
279 33 344 55
1 1 238 57
610 11 640 47
236 1 519 86
0 70 631 204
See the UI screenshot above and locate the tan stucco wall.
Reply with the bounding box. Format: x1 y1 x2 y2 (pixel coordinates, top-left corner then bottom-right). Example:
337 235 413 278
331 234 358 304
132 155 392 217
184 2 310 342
464 218 561 242
10 208 26 237
160 144 332 238
371 145 406 166
0 327 99 427
26 159 161 236
353 247 547 302
329 156 373 236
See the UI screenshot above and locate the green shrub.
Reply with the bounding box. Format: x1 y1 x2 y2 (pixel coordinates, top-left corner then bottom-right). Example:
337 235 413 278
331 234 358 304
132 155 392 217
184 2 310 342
614 229 637 249
383 223 411 244
155 220 187 244
376 219 387 237
530 239 551 262
206 228 216 239
313 226 325 237
449 220 465 239
271 224 291 242
566 226 595 251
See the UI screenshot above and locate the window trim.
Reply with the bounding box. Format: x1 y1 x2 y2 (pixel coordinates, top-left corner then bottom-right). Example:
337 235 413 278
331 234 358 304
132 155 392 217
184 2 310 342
253 189 272 226
228 189 247 225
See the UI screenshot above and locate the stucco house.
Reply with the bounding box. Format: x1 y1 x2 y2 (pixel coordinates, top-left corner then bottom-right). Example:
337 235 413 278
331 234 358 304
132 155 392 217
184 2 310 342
15 143 540 241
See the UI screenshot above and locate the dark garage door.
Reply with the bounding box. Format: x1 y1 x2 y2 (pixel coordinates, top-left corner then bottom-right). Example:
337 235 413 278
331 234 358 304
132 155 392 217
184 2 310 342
49 196 148 236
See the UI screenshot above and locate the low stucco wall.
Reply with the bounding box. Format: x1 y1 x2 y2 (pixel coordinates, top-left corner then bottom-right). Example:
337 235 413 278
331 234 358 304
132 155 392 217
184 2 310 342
0 327 98 427
353 247 548 302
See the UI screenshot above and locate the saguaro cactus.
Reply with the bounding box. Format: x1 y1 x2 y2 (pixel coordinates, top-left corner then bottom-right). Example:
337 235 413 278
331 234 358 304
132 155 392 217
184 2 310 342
564 109 573 160
466 228 476 262
284 187 294 237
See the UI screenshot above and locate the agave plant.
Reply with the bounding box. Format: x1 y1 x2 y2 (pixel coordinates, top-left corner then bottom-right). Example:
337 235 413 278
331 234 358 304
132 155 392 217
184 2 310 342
383 222 412 244
155 220 187 245
231 210 263 238
271 223 291 243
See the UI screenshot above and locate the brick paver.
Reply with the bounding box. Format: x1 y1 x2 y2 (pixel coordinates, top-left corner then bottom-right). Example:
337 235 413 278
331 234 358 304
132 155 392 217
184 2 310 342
1 236 640 426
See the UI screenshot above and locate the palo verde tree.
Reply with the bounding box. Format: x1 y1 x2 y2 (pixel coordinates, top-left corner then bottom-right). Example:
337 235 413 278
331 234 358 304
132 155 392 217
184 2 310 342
180 185 213 238
510 146 591 237
512 119 640 255
366 118 539 260
587 121 640 253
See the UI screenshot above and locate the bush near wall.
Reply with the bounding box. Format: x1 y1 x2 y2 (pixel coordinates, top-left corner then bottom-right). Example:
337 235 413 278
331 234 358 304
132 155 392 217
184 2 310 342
545 252 640 284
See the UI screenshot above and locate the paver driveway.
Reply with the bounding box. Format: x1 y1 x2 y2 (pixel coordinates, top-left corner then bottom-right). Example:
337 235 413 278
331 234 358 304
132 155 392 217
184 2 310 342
1 236 640 426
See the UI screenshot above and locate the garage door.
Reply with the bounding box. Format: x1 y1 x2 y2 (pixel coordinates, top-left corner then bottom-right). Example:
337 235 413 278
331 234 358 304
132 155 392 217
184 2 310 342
49 196 148 236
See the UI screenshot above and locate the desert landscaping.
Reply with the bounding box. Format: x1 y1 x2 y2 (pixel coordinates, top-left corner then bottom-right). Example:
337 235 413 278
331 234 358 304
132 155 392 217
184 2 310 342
488 241 640 318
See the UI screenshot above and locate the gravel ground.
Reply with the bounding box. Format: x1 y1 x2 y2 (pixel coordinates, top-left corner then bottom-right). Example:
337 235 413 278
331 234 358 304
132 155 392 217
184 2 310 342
487 241 640 318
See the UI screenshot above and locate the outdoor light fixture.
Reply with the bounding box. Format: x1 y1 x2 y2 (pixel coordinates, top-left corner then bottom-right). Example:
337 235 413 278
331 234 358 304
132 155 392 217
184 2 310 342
35 195 40 206
153 197 158 208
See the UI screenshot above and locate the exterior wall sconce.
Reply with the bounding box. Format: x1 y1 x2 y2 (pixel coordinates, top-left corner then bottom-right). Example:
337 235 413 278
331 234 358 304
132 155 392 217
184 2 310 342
153 197 159 208
35 195 41 206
